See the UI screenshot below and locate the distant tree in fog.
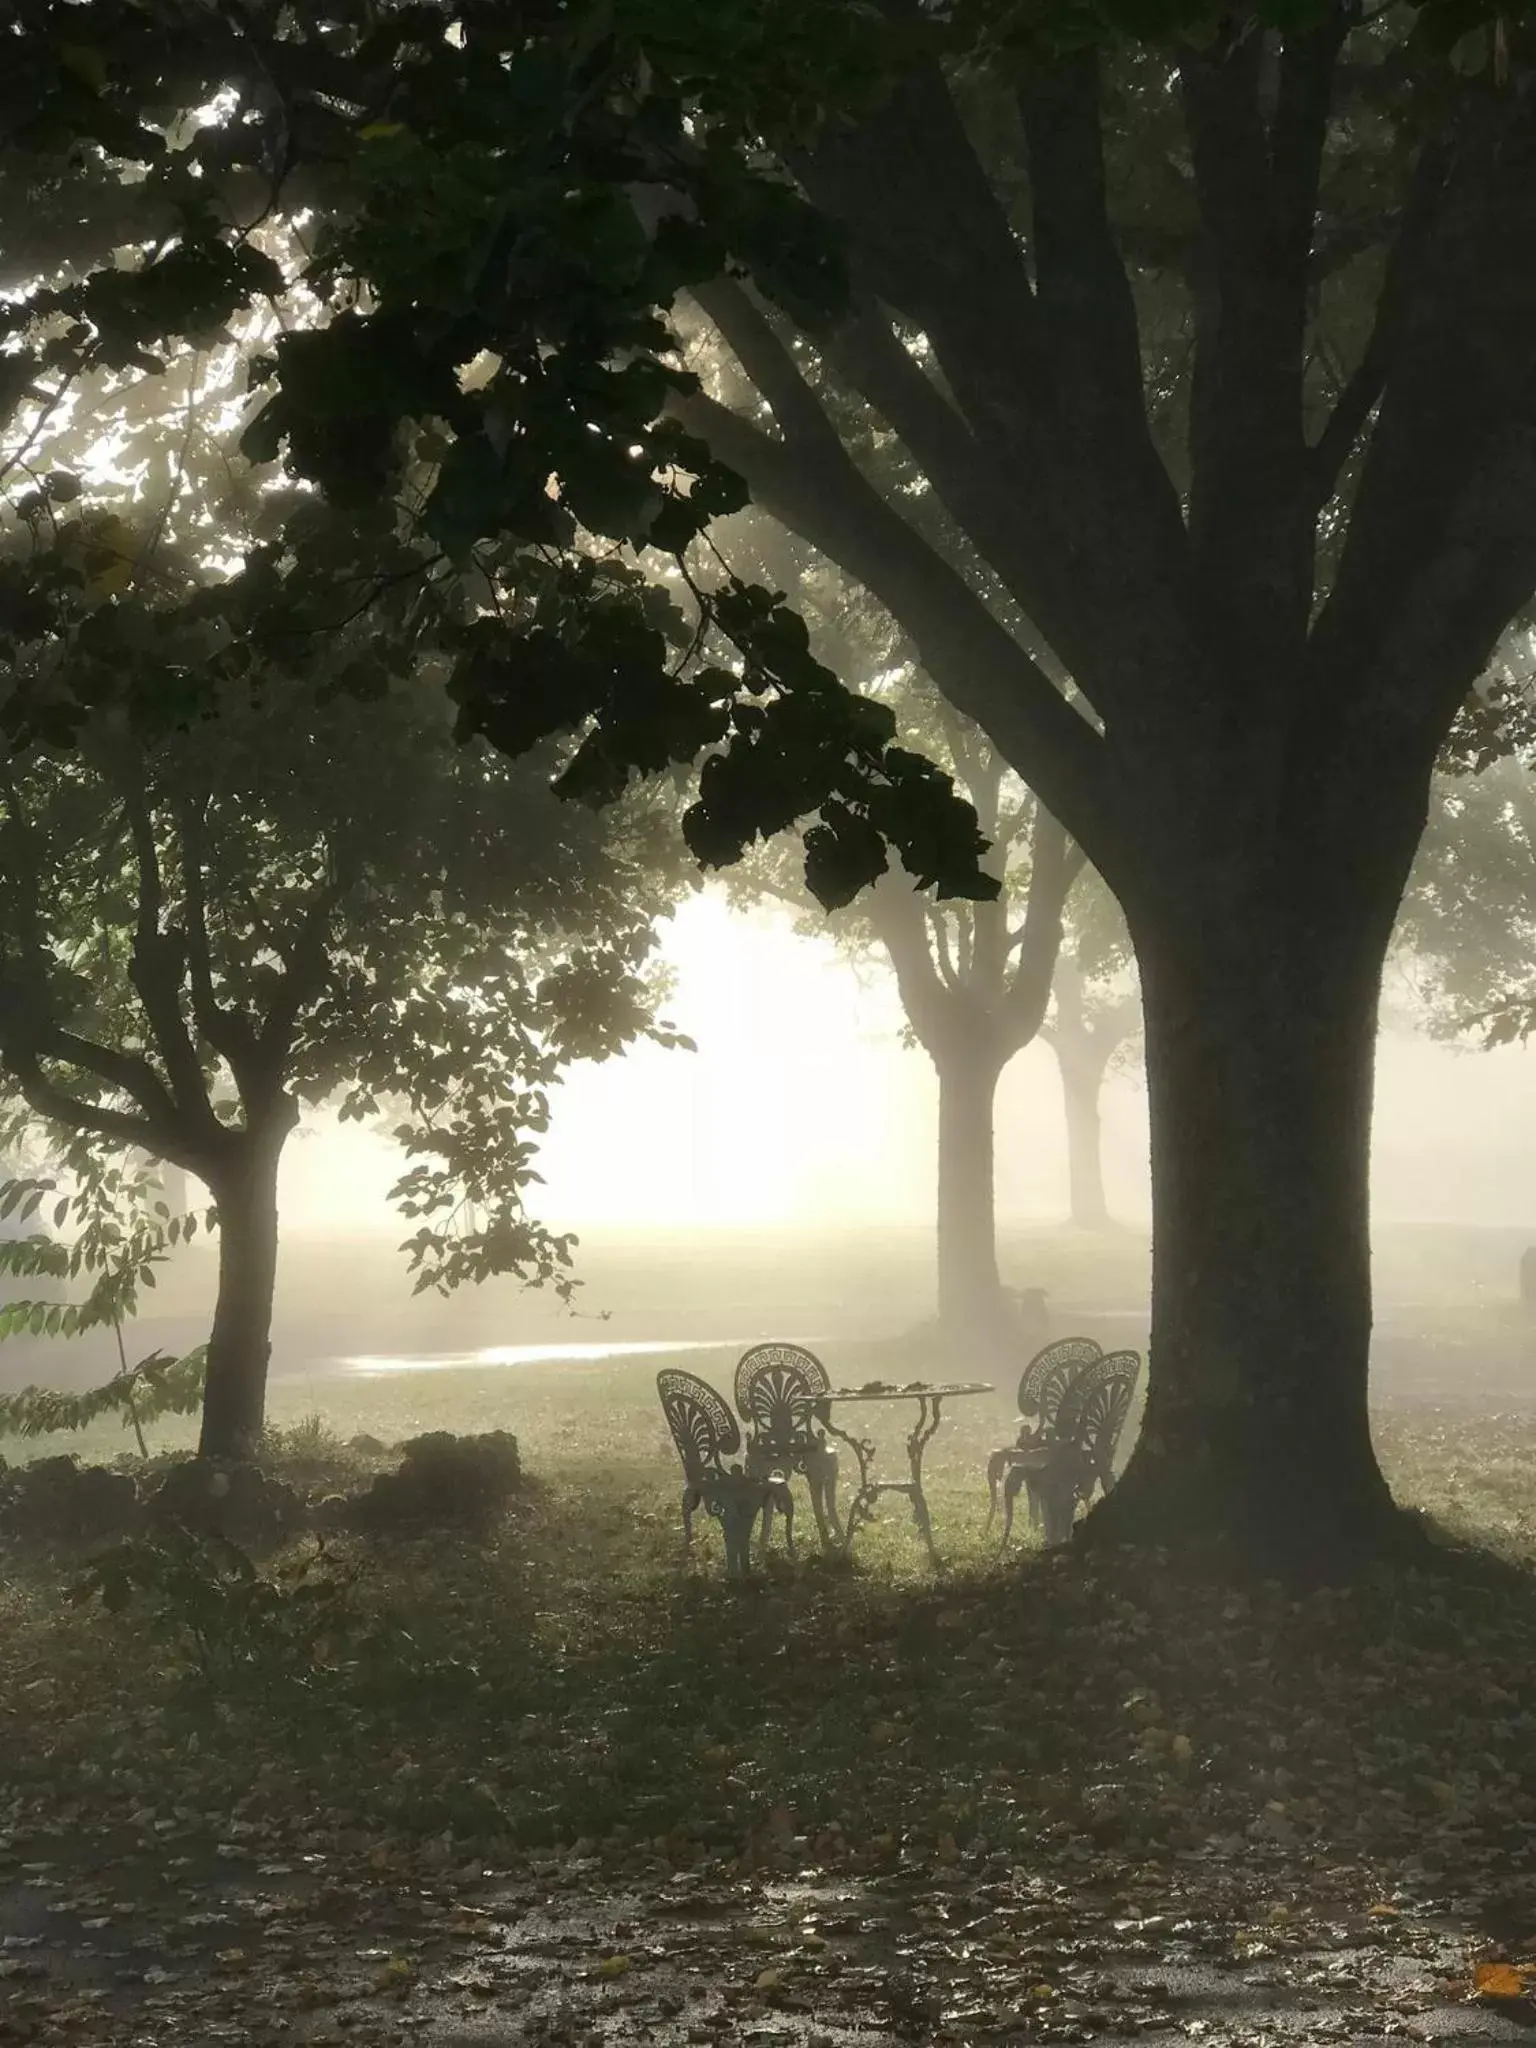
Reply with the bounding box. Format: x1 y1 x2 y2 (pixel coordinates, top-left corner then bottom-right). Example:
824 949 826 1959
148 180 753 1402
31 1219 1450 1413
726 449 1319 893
1039 875 1142 1233
738 673 1078 1355
726 514 1140 1317
1399 755 1536 1044
717 520 1083 1350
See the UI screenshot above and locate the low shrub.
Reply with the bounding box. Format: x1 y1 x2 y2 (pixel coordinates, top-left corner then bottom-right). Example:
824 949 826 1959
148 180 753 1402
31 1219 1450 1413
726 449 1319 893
145 1457 306 1553
345 1430 521 1537
0 1453 142 1549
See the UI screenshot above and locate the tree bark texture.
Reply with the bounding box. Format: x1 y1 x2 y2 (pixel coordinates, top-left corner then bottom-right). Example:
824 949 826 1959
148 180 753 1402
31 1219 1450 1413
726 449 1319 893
1089 831 1411 1569
198 1127 286 1461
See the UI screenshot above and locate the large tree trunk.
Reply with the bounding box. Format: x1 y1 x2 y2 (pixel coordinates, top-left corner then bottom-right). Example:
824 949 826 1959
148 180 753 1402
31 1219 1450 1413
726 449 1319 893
1087 870 1406 1573
934 1043 1007 1342
1054 1040 1111 1228
198 1125 288 1462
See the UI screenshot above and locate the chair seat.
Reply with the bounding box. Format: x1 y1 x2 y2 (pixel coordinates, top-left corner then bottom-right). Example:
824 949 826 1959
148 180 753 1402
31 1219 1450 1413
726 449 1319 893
748 1436 834 1466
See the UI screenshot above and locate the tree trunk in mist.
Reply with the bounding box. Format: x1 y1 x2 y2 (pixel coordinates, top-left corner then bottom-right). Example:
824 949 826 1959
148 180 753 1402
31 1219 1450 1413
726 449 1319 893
198 1126 287 1462
1087 876 1403 1572
934 1044 1007 1344
1054 1038 1111 1229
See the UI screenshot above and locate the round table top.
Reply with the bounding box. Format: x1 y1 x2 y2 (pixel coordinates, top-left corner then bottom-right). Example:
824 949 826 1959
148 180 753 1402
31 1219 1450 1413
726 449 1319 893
819 1381 994 1403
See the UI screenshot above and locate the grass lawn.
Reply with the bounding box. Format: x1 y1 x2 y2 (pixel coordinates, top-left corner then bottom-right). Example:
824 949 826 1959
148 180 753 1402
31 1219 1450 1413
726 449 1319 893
3 1322 1536 2045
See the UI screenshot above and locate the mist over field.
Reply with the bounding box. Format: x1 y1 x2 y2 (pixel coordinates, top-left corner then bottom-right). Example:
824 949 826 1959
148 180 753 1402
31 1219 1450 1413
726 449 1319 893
7 890 1536 1415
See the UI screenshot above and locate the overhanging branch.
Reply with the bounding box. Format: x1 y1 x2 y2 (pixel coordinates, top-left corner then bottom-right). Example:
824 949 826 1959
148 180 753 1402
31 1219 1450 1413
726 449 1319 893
257 869 350 1068
999 811 1084 1053
118 782 220 1125
5 1051 164 1157
175 796 260 1073
1307 140 1451 511
689 280 843 455
673 388 1109 856
866 875 954 1052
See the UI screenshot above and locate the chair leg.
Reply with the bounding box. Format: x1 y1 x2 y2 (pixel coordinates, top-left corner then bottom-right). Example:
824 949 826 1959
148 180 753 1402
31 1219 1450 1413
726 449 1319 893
808 1449 840 1549
1040 1477 1076 1547
682 1484 700 1549
775 1480 796 1560
1000 1464 1026 1547
985 1449 1011 1530
722 1500 751 1579
821 1457 842 1546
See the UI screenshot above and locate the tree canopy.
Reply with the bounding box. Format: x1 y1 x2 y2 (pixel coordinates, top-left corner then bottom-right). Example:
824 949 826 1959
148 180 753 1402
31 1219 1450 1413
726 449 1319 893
1399 754 1536 1046
0 636 688 1452
0 0 995 912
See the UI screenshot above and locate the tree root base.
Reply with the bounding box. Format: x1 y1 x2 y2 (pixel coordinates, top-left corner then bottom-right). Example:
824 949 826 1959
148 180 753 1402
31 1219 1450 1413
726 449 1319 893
1073 1464 1442 1587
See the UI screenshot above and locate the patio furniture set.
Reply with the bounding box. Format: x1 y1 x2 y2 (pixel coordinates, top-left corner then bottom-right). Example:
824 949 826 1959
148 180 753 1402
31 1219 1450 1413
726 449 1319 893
658 1335 1140 1577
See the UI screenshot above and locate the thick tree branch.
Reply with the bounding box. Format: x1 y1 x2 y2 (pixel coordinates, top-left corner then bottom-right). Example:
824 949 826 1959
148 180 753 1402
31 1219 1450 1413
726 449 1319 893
1017 49 1175 499
174 796 261 1073
256 870 350 1071
5 1055 162 1156
1307 141 1451 509
44 1028 180 1123
796 57 1044 445
1313 99 1536 711
1329 419 1536 769
801 54 1194 711
999 811 1084 1052
118 783 221 1128
1270 14 1349 270
0 773 183 1140
819 303 1088 673
925 904 962 994
1013 47 1193 686
701 286 1081 695
689 280 843 454
673 389 1110 858
1180 16 1346 670
824 306 975 487
866 875 954 1052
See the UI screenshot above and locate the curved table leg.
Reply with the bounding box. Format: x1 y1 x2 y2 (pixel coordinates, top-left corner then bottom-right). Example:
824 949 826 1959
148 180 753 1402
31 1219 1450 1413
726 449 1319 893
814 1406 878 1552
904 1395 943 1566
806 1445 843 1549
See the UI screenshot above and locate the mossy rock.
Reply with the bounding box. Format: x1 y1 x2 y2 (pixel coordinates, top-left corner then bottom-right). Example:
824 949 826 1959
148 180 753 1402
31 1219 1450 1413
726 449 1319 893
0 1454 142 1549
345 1430 521 1537
146 1458 305 1553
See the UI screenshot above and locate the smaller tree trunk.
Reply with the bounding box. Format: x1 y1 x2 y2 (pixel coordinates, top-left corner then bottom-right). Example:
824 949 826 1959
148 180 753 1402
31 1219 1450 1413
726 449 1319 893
1055 1041 1112 1228
198 1119 290 1462
934 1042 1007 1342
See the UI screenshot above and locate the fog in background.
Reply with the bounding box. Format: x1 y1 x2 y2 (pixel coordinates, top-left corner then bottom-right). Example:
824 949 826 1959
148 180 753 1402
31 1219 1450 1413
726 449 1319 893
270 890 1536 1241
9 886 1536 1400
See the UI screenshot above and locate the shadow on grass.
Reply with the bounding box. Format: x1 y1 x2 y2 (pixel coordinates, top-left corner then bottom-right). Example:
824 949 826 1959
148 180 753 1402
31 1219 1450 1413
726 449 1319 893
4 1457 1536 1984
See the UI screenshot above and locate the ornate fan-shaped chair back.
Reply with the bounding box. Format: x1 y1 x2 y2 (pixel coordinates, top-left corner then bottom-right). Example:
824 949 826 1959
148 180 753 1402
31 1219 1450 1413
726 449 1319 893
734 1342 830 1450
658 1368 741 1482
1056 1350 1140 1487
1016 1336 1102 1428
